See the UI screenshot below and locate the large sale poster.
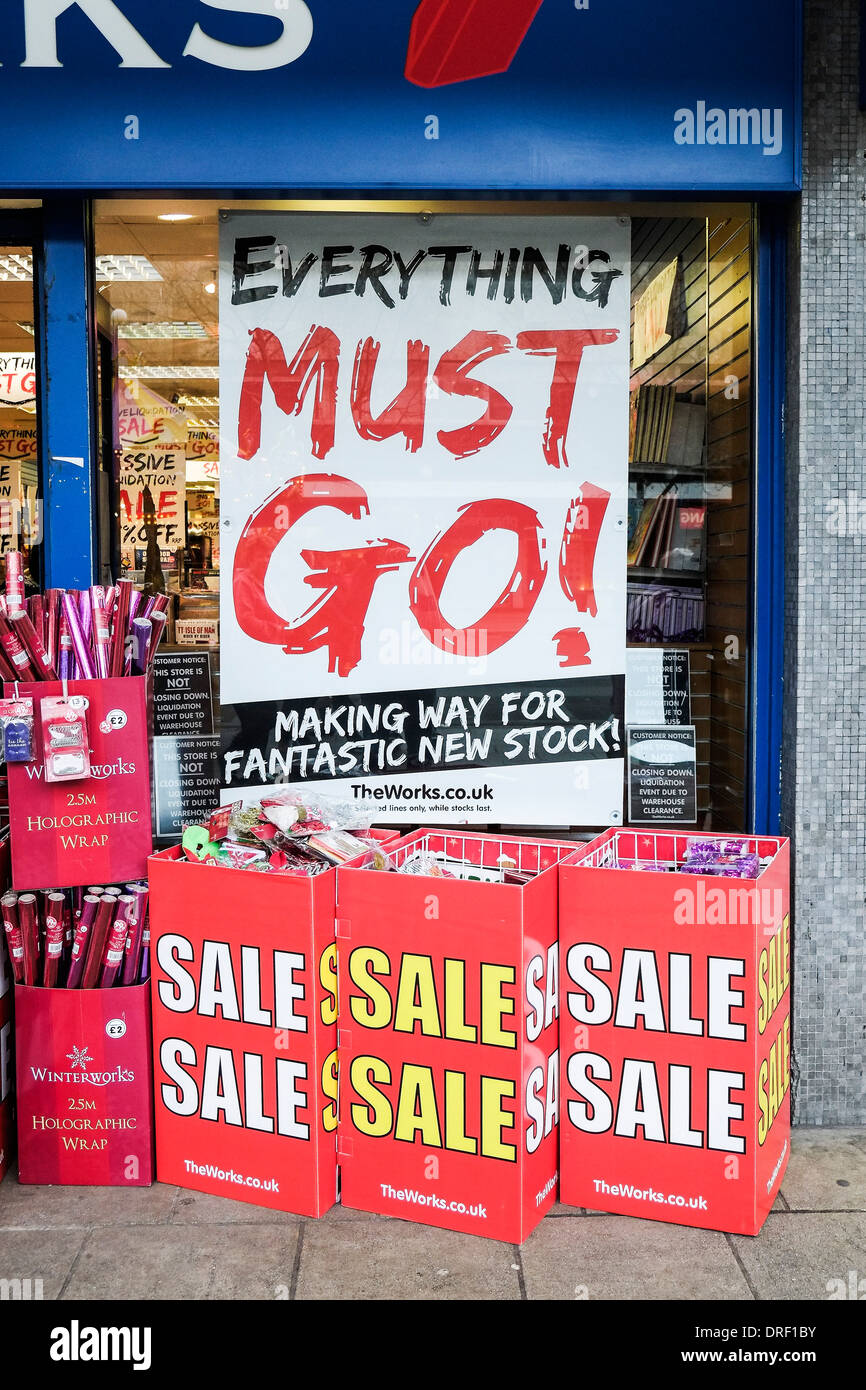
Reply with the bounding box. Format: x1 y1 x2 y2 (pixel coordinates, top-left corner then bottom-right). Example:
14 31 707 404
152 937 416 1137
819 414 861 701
219 214 630 824
117 380 187 569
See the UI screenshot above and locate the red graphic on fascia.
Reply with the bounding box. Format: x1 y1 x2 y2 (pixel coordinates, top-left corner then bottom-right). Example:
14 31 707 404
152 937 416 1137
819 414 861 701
406 0 544 88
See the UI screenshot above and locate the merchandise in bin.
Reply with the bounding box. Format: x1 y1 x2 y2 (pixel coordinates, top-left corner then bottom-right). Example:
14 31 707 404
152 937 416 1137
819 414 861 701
336 828 573 1244
579 829 783 878
370 829 570 883
559 829 791 1236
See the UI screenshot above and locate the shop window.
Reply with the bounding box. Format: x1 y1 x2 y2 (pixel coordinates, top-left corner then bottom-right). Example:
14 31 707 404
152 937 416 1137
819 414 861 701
0 245 41 591
628 214 752 829
94 202 754 833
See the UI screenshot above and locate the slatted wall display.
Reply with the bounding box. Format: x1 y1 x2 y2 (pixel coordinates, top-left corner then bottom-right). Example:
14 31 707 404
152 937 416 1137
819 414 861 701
704 215 752 829
628 217 711 821
627 214 753 830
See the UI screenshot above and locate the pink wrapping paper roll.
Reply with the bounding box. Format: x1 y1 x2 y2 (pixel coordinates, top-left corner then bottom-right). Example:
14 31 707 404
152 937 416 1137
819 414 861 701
61 592 96 679
90 586 111 679
5 551 24 611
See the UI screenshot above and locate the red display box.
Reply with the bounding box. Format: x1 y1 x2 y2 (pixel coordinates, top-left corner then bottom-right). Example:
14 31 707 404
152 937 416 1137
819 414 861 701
335 829 572 1244
148 829 397 1218
15 981 154 1185
559 830 791 1235
5 676 153 891
0 840 13 1181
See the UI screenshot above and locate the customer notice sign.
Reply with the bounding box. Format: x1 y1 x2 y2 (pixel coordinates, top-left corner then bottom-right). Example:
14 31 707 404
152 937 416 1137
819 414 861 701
627 725 697 824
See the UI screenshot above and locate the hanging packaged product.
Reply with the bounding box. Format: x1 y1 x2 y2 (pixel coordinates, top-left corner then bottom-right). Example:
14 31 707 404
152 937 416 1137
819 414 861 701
0 696 34 763
39 694 91 784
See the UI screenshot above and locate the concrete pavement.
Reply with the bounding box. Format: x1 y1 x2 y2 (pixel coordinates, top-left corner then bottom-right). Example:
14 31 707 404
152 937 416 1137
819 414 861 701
0 1127 863 1300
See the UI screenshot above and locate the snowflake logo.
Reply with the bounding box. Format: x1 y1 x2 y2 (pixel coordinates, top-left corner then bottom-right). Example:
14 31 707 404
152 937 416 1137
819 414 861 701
66 1045 93 1071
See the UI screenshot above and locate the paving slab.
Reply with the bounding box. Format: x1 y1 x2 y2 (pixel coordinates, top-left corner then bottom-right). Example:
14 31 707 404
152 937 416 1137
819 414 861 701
730 1211 866 1301
170 1188 301 1224
521 1213 753 1300
547 1201 586 1217
324 1202 395 1223
296 1217 521 1300
780 1128 866 1211
61 1223 301 1301
0 1228 86 1299
0 1172 177 1227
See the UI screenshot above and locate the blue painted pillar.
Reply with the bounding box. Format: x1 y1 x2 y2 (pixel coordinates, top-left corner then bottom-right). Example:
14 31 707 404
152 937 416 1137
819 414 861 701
751 203 787 835
37 199 98 590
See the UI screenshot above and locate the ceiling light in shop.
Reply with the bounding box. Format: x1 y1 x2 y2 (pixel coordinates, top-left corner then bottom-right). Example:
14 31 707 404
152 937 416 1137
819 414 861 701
0 253 33 281
119 365 217 380
158 213 195 223
177 393 219 408
204 281 216 295
0 254 163 283
95 255 163 282
118 321 208 340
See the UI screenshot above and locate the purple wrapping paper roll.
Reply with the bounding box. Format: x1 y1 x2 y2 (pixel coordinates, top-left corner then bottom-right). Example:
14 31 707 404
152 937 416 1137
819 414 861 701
131 618 151 675
61 592 96 679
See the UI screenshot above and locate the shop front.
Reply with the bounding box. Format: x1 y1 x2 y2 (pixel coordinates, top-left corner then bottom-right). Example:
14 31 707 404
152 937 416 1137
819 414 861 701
0 1 801 843
0 0 808 1233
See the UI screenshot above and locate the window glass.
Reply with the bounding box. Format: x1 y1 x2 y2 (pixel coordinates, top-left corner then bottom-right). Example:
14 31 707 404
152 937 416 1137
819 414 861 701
0 245 40 591
94 203 752 831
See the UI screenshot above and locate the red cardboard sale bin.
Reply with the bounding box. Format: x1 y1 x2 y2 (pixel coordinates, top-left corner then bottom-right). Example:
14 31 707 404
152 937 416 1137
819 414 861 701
148 829 397 1218
5 676 153 891
15 981 154 1185
336 830 571 1244
559 830 791 1235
